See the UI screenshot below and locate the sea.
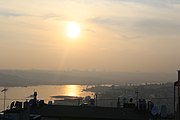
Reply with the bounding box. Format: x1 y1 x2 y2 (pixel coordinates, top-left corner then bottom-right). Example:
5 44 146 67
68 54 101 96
0 85 93 111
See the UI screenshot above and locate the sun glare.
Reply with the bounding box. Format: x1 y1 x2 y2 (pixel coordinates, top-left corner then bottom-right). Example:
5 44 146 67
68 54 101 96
66 85 78 96
66 22 80 38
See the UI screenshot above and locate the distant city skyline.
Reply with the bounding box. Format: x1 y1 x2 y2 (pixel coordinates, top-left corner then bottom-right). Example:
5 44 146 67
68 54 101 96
0 0 180 72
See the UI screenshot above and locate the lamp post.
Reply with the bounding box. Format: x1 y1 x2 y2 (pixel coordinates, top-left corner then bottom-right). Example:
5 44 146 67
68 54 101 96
1 88 8 111
135 89 139 108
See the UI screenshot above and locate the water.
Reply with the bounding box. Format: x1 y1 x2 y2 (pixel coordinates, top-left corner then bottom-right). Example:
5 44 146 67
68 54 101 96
0 85 93 111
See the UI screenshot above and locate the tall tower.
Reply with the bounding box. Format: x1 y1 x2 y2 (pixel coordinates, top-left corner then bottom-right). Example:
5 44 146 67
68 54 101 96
34 91 37 102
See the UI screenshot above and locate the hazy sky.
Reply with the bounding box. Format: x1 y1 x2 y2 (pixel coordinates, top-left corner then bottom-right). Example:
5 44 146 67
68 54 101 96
0 0 180 72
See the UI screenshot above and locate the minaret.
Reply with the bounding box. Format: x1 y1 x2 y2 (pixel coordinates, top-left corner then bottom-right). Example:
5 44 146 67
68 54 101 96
34 91 37 102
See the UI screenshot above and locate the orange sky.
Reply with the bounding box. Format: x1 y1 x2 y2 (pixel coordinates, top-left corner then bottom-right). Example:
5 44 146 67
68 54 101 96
0 0 180 72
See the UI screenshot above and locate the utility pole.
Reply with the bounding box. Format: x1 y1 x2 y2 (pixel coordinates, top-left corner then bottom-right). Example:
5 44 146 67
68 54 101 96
135 89 139 107
95 92 98 106
178 70 180 120
1 88 8 111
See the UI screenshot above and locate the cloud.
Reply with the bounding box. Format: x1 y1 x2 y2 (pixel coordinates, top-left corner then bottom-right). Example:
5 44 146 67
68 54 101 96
136 18 180 36
83 28 96 33
0 9 25 17
108 0 180 6
0 9 65 21
88 17 117 26
40 13 66 21
87 14 180 44
87 16 133 29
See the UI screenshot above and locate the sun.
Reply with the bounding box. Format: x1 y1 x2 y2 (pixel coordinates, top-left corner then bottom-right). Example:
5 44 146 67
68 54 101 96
66 22 80 38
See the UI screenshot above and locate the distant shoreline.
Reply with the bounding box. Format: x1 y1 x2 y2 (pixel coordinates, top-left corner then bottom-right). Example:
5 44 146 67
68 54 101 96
0 70 176 87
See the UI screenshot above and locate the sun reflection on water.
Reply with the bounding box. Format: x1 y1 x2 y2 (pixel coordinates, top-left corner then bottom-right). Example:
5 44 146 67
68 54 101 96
65 85 79 96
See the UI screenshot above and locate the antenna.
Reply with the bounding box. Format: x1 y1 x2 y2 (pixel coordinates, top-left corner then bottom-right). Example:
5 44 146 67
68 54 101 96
151 106 158 116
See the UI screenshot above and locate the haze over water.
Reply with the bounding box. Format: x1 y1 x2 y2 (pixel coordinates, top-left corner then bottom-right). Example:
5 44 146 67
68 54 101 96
0 85 93 111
